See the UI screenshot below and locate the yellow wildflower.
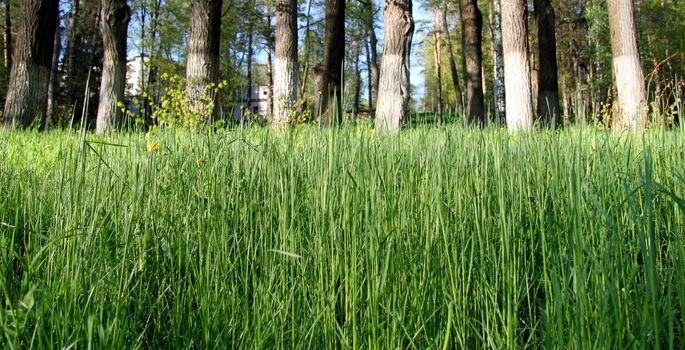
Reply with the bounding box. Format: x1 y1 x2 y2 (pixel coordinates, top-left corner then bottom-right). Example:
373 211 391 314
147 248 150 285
197 156 206 165
147 143 161 152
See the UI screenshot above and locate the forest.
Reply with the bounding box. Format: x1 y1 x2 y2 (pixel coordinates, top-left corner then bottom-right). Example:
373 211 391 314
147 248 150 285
1 0 685 348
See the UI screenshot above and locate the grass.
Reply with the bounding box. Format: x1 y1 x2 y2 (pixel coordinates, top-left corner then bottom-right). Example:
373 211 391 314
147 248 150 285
1 123 684 348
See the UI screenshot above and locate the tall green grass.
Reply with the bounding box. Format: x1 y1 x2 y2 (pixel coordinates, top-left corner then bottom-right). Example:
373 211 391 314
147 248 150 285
1 125 684 348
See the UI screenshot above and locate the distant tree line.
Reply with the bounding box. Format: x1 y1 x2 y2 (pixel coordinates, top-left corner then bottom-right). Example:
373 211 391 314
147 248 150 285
0 0 682 133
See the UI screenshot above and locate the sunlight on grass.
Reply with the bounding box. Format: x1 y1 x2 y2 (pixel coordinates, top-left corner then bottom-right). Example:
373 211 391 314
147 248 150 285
1 125 684 348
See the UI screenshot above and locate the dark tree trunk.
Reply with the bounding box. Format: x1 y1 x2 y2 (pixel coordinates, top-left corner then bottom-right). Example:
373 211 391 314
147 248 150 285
264 4 274 117
441 2 463 110
95 0 130 133
534 0 560 125
316 0 345 126
245 0 254 119
3 0 11 71
185 0 222 123
144 0 161 126
374 0 414 132
3 0 59 129
272 0 298 126
65 0 80 110
364 0 379 110
460 0 485 125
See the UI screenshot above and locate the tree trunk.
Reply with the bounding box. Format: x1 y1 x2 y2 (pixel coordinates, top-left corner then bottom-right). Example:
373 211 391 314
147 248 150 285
144 0 161 125
353 40 361 115
316 0 345 126
265 6 274 118
460 0 485 125
185 0 222 123
441 2 463 111
374 0 414 132
299 0 313 98
245 0 254 119
95 0 130 133
608 0 647 131
3 0 11 71
46 19 62 127
272 0 298 127
65 0 80 110
501 0 533 131
433 9 443 125
3 0 58 129
534 0 559 125
364 0 379 110
491 0 505 124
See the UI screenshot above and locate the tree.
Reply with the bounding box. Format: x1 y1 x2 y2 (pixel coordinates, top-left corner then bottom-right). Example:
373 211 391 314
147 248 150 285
95 0 130 133
185 0 222 123
46 18 62 126
441 1 463 111
608 0 647 131
3 0 11 71
534 0 560 125
315 0 345 126
363 0 379 110
432 8 443 125
460 0 485 125
2 0 58 129
501 0 533 131
374 0 414 132
272 0 298 127
490 0 505 124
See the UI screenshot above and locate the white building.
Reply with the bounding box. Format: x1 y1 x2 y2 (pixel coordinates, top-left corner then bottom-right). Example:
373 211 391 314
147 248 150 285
232 86 270 121
126 56 149 97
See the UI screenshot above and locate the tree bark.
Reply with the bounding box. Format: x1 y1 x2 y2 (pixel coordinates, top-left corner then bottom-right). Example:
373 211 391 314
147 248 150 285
608 0 647 131
460 0 485 125
95 0 130 133
316 0 345 126
364 0 379 110
501 0 533 131
65 0 80 110
491 0 505 124
3 0 58 129
272 0 298 127
185 0 222 123
433 9 443 125
374 0 414 132
3 0 11 71
534 0 560 125
265 6 274 118
441 2 463 111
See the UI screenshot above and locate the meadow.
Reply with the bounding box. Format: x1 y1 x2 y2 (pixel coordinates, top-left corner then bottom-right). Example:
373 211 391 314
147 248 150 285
1 123 684 348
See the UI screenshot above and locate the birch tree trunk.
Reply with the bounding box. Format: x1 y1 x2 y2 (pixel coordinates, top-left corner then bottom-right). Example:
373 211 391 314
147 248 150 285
3 0 58 129
441 2 463 110
501 0 533 131
460 0 485 125
185 0 222 123
534 0 560 125
491 0 506 124
608 0 647 131
272 0 298 127
95 0 130 133
374 0 414 132
316 0 345 126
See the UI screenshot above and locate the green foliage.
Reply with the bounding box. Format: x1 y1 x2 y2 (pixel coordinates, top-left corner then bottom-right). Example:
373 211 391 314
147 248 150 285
1 125 685 348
